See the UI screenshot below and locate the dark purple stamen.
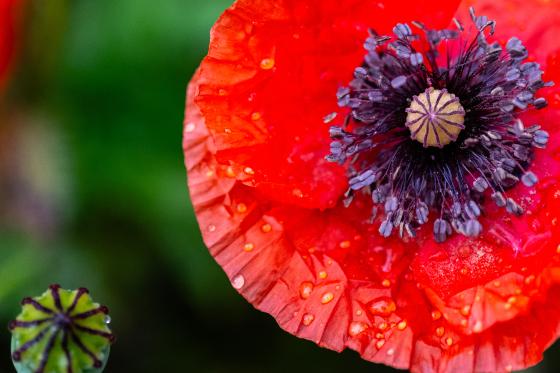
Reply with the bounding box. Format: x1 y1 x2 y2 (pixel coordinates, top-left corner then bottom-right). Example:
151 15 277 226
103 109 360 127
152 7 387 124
327 7 553 242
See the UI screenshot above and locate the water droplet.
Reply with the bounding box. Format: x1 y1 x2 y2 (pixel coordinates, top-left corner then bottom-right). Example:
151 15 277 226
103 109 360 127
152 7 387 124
244 167 255 175
356 310 363 316
445 337 453 346
460 267 468 275
206 170 214 178
207 224 216 233
302 313 315 326
292 188 304 198
318 271 328 279
261 223 272 233
243 243 255 252
321 292 334 304
260 58 275 70
524 275 535 285
397 320 407 330
236 203 248 213
251 112 262 121
431 310 442 320
226 166 236 178
299 282 314 299
339 240 351 249
381 279 391 288
185 122 196 132
375 332 385 339
493 281 501 287
378 322 388 331
104 315 112 325
375 340 386 349
232 275 245 289
436 327 445 337
218 89 227 96
369 297 396 316
473 320 483 333
460 305 471 316
348 321 368 337
387 348 395 356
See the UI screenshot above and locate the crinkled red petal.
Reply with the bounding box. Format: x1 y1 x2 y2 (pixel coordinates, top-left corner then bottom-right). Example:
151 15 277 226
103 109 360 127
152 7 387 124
184 0 560 372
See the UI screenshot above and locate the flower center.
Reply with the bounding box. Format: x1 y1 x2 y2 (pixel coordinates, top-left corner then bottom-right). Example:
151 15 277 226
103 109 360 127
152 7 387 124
406 88 465 148
326 8 552 242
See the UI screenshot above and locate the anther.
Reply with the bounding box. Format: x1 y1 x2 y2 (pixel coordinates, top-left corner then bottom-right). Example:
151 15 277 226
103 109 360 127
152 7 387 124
406 88 465 148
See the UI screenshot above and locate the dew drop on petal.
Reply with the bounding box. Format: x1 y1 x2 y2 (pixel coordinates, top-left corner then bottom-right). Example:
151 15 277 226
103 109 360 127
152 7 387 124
292 188 304 198
431 310 442 320
473 320 483 333
299 282 314 299
321 292 335 304
232 275 245 290
318 271 328 279
387 348 395 356
260 58 275 70
339 240 351 249
369 297 397 316
348 321 368 337
376 340 386 349
524 275 535 285
381 279 392 288
436 327 445 337
397 320 407 330
243 243 255 252
244 167 255 175
185 122 196 132
378 322 388 331
261 223 272 233
251 112 262 121
236 203 248 213
460 305 471 316
207 224 216 233
302 313 315 326
445 337 453 346
226 166 236 178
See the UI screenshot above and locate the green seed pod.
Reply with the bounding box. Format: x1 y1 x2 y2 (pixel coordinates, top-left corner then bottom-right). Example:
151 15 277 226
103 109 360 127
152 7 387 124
9 285 114 373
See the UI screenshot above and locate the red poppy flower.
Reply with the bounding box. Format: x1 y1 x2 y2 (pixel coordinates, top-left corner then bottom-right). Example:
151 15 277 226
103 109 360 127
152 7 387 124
0 0 23 92
183 0 560 372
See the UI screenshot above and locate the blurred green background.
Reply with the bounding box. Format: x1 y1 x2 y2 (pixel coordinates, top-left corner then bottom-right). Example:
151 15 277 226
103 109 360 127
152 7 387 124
0 1 556 372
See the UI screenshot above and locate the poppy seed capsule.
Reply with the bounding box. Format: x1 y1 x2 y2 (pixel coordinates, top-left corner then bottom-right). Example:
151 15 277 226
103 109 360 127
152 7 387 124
9 285 114 373
406 88 465 148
